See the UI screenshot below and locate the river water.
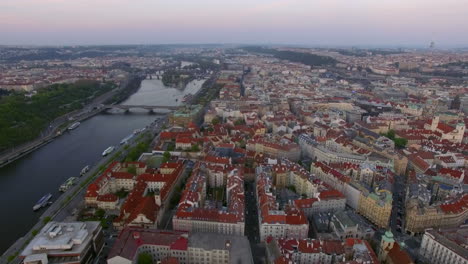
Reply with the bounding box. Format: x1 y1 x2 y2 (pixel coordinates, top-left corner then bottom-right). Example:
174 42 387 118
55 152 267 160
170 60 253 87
0 78 204 254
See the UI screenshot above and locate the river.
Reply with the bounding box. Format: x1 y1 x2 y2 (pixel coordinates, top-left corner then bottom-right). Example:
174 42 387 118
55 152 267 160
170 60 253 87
0 78 205 254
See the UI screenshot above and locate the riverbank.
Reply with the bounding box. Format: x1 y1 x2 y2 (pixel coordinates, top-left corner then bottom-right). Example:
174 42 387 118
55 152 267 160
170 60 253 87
0 74 209 259
0 117 166 264
0 75 144 169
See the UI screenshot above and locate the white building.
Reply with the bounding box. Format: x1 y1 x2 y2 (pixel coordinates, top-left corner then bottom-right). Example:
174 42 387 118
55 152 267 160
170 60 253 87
419 226 468 264
21 221 104 264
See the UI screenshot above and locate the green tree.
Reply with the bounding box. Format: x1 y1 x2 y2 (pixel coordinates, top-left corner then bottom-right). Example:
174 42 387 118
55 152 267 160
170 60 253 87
190 144 200 152
162 151 171 163
43 216 52 224
95 208 105 218
234 119 245 125
127 166 137 175
167 142 175 151
386 130 396 140
394 138 408 149
211 117 220 125
137 252 152 264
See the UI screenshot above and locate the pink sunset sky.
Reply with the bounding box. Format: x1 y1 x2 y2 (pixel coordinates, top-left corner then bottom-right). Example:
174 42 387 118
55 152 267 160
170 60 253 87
1 0 468 47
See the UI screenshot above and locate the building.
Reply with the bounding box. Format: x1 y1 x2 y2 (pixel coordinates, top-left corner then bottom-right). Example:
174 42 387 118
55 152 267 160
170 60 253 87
343 238 379 264
113 162 184 229
357 188 392 228
419 226 468 264
172 163 245 236
265 237 345 264
256 167 309 241
169 105 204 127
405 194 468 235
246 136 301 161
85 161 184 230
379 230 413 264
85 161 147 209
107 228 253 264
20 221 104 264
424 116 465 144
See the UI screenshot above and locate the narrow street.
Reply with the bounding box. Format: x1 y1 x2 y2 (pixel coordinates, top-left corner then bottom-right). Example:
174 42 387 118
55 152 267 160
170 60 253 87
244 180 266 264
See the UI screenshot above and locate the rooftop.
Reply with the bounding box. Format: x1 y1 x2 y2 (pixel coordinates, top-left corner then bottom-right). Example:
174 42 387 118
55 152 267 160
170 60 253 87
21 221 100 257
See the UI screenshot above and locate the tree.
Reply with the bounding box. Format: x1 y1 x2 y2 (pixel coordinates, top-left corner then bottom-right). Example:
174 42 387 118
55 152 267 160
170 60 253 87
137 252 152 264
234 119 245 126
211 117 220 125
95 208 105 218
127 166 137 175
190 144 200 152
394 138 408 149
386 130 396 140
162 151 171 163
43 216 52 224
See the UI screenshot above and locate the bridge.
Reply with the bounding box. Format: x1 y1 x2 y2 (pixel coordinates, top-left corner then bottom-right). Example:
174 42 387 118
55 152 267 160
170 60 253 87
103 104 179 113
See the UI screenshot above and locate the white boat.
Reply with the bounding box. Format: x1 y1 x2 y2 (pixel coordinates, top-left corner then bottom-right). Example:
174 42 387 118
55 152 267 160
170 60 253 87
68 122 81 130
80 165 90 176
102 146 115 156
33 193 52 211
59 177 77 192
120 134 134 145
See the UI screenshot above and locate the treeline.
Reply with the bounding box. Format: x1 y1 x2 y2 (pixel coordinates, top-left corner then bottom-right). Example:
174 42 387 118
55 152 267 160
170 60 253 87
106 75 144 104
161 70 194 89
331 48 405 57
0 80 114 151
242 46 337 66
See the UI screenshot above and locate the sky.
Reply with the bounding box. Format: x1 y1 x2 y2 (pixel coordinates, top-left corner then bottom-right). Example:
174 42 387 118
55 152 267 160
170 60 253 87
1 0 468 47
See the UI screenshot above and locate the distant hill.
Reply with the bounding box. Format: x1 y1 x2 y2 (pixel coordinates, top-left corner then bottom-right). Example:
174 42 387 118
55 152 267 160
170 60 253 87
242 46 337 66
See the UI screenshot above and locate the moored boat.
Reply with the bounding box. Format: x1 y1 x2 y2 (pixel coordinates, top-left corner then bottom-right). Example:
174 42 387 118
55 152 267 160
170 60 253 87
33 193 52 211
102 146 115 156
68 122 81 130
80 165 90 176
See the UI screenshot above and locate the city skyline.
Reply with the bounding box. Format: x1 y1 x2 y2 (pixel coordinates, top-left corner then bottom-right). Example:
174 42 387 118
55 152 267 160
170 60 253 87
2 0 468 47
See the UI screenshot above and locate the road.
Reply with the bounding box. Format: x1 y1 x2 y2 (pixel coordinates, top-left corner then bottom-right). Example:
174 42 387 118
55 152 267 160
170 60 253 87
244 180 266 264
0 78 133 169
389 174 422 261
0 114 168 264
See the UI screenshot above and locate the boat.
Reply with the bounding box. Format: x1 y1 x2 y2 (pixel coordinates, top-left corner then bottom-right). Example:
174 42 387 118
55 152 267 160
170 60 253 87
120 134 134 145
80 165 90 176
182 94 193 103
33 193 52 211
133 128 145 135
102 146 115 156
68 122 81 130
59 177 77 192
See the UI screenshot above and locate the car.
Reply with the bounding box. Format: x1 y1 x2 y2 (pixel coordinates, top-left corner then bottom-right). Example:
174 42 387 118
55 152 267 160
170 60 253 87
396 227 402 232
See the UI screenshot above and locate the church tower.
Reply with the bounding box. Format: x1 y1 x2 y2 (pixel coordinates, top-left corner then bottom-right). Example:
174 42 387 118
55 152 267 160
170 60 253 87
379 230 395 262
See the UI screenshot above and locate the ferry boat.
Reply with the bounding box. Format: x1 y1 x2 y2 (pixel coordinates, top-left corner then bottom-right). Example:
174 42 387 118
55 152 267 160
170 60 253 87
59 177 77 192
33 193 52 211
68 122 81 130
102 146 115 156
80 165 90 176
120 134 134 145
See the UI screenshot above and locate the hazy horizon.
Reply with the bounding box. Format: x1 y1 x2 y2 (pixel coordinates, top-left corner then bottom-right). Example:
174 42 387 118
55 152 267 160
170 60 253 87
2 0 468 47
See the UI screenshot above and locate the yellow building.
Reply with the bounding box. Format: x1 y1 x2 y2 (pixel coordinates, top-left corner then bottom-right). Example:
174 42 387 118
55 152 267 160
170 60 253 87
357 188 392 228
405 194 468 235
